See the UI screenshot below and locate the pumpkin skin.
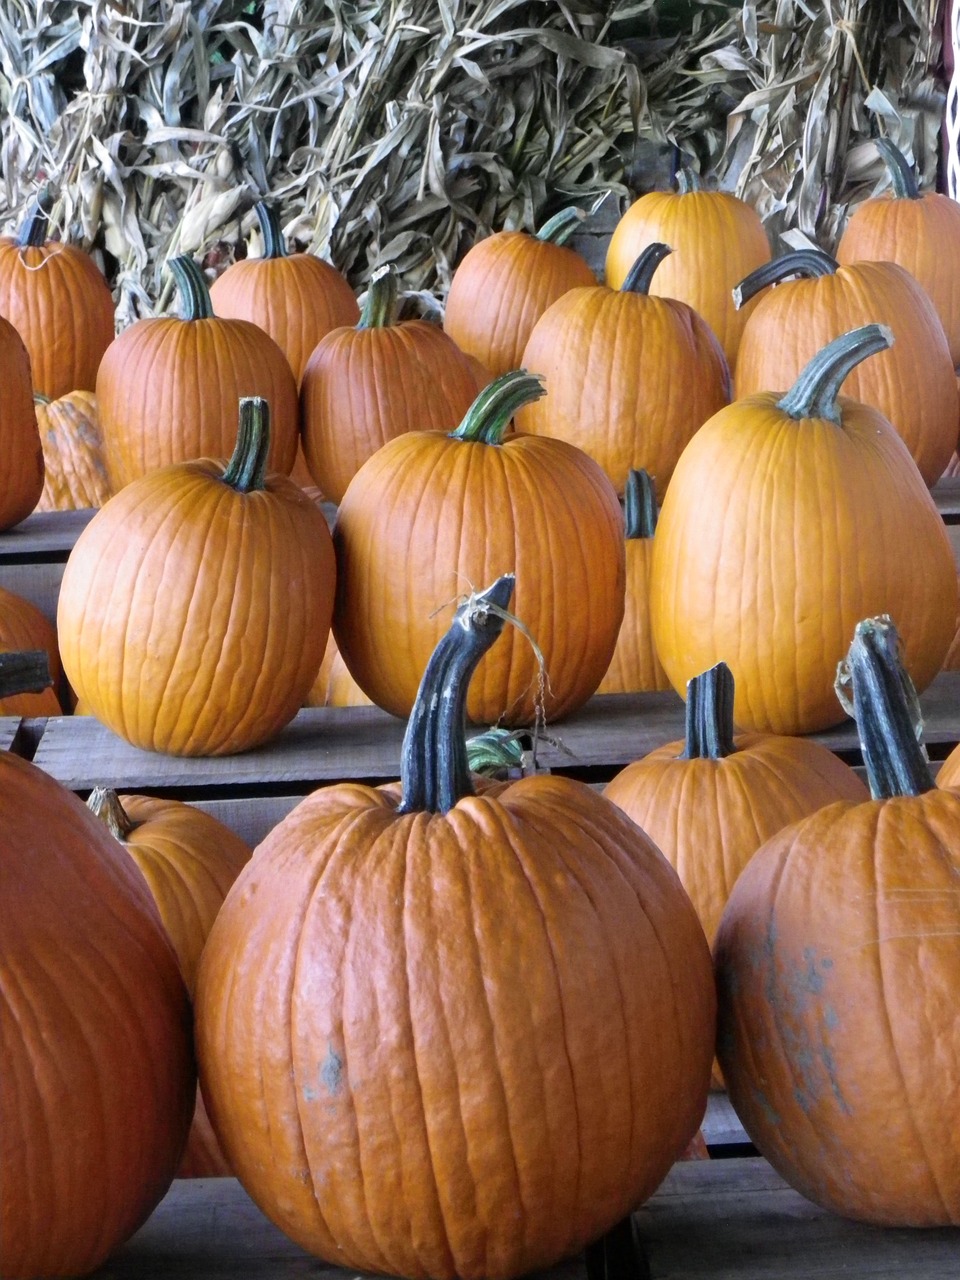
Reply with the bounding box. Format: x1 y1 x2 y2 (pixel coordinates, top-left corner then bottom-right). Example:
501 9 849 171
333 372 626 726
650 326 958 734
305 631 373 708
97 255 299 490
443 208 597 377
0 314 43 531
0 584 62 717
35 389 111 511
734 251 958 486
604 171 771 367
196 577 715 1280
0 193 115 399
1 752 194 1277
209 200 359 384
57 398 337 756
517 245 731 499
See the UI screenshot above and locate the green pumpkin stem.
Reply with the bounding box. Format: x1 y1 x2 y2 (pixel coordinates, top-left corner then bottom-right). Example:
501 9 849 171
0 650 52 699
623 469 657 540
358 266 398 329
87 786 135 841
875 137 920 200
222 397 270 493
399 575 516 815
466 726 525 777
253 201 288 260
777 324 893 425
16 188 53 249
676 167 702 195
733 249 839 309
168 255 216 321
450 370 546 445
836 616 932 799
536 207 586 246
681 662 737 760
621 243 672 295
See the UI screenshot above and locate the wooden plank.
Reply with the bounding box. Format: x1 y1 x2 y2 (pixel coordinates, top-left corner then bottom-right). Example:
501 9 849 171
0 508 95 558
189 794 302 849
701 1090 751 1150
933 475 960 520
0 717 21 753
0 559 69 627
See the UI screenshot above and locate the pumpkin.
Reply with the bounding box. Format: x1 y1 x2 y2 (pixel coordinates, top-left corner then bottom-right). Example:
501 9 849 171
516 245 731 498
209 200 359 384
195 574 715 1280
300 266 481 504
604 168 771 367
305 631 373 708
837 137 960 366
650 325 958 734
0 584 62 717
716 615 960 1225
734 249 958 486
97 254 299 490
34 389 111 511
0 314 43 531
443 207 597 377
57 397 336 756
1 660 194 1277
333 370 625 726
0 189 115 399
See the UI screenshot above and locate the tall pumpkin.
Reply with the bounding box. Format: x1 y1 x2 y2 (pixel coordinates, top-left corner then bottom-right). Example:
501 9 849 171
195 576 715 1280
650 325 957 734
516 246 731 499
57 397 336 756
0 190 115 399
0 315 43 530
333 371 625 726
34 389 111 511
716 616 960 1226
96 255 299 490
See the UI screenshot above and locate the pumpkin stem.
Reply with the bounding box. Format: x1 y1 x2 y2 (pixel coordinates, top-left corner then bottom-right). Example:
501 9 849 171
0 650 51 699
87 786 136 841
450 370 546 445
676 167 701 195
358 265 398 329
835 616 932 799
623 469 657 540
168 255 216 321
776 324 893 425
733 249 839 309
681 662 737 760
16 187 53 249
466 726 525 778
222 397 270 493
621 244 672 295
253 201 288 260
399 575 516 814
536 207 586 246
875 136 920 200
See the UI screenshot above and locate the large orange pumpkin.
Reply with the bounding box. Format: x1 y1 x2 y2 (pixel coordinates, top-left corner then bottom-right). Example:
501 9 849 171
195 576 715 1280
333 371 625 726
650 325 957 734
0 189 115 399
0 314 43 531
734 249 958 486
516 245 731 498
57 397 337 756
716 616 960 1225
34 389 111 511
97 255 299 490
0 585 62 717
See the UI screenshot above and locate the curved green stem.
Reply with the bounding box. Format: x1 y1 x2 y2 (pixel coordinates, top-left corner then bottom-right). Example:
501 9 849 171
254 201 288 260
875 136 920 200
621 244 672 295
623 469 657 540
16 188 52 248
776 324 893 425
87 786 135 841
399 575 516 814
450 370 546 445
681 662 737 760
222 397 270 492
168 255 215 321
536 207 586 246
0 651 51 698
837 616 932 798
358 266 398 329
466 726 525 777
733 249 838 309
676 167 701 195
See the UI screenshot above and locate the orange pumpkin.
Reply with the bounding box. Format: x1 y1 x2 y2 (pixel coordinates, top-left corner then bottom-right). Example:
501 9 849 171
716 616 960 1225
333 371 626 726
604 169 771 367
517 244 731 498
57 397 337 756
97 255 299 491
209 200 359 384
443 207 597 376
196 576 715 1280
734 249 958 486
34 389 111 511
0 584 62 717
650 325 957 734
0 190 115 399
0 314 43 531
305 631 373 708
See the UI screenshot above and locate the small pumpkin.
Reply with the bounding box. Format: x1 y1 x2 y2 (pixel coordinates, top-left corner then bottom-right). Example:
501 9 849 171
35 389 111 511
305 631 373 708
0 314 43 531
0 584 62 717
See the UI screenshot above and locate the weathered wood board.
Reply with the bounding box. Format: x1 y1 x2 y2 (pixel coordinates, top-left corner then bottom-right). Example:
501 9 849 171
0 716 21 753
